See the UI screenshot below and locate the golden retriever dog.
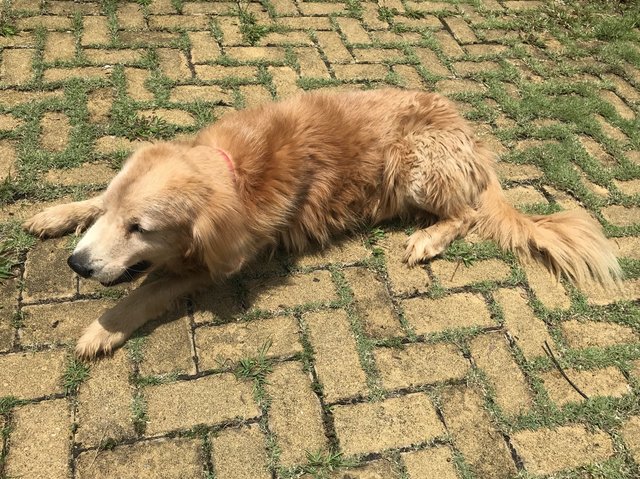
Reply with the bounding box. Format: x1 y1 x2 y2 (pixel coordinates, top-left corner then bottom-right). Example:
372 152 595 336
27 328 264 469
24 88 621 358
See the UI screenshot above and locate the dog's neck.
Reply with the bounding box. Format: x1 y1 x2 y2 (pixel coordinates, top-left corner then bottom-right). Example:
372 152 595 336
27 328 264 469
215 147 235 181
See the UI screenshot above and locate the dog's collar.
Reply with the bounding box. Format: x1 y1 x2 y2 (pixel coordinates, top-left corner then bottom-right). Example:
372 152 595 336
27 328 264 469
215 147 235 181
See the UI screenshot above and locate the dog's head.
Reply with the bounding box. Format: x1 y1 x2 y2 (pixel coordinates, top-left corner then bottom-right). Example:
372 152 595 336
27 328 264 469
67 142 246 285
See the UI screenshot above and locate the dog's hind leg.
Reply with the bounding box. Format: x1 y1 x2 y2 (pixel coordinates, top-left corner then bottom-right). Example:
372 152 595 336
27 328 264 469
23 195 104 238
403 211 475 265
398 129 492 265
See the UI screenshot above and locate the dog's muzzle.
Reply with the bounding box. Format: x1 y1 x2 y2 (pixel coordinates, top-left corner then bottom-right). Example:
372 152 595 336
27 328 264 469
100 260 152 286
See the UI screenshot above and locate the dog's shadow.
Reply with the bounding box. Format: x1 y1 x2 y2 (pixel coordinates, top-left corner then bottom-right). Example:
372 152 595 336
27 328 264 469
130 230 392 351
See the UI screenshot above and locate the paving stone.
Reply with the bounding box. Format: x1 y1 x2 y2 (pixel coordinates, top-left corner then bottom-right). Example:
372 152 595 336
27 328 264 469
614 236 640 259
240 85 273 108
602 205 640 226
269 66 300 98
0 277 17 351
540 366 630 406
139 108 196 126
170 85 229 103
296 46 330 78
402 292 494 336
620 415 640 464
139 308 195 376
124 67 154 101
86 48 143 65
301 459 399 479
247 271 336 311
379 231 431 295
433 31 464 58
148 14 210 30
494 288 553 359
413 47 449 76
454 60 500 76
0 349 66 398
120 31 181 46
86 88 114 123
511 425 614 475
394 65 426 89
280 17 333 31
75 438 204 479
295 238 370 268
578 135 616 168
44 32 75 62
503 1 543 10
44 66 111 83
402 446 459 479
614 178 640 195
0 113 23 130
17 15 72 30
523 261 571 310
334 63 388 81
210 424 270 479
191 285 243 325
333 393 444 456
1 48 34 85
299 2 345 15
117 2 146 29
23 238 76 302
0 90 63 108
157 48 191 81
471 333 532 415
431 258 511 288
316 31 352 63
196 315 302 370
5 399 71 479
595 114 628 142
189 31 221 63
443 17 477 44
82 16 110 45
337 17 370 44
305 310 368 402
561 320 638 349
581 278 640 305
600 90 635 120
145 373 259 435
76 349 134 446
46 162 115 186
183 1 234 13
21 299 114 347
504 185 547 207
40 112 70 152
437 78 486 95
265 361 328 466
0 140 16 180
440 386 516 478
375 342 468 390
227 46 286 62
345 267 403 338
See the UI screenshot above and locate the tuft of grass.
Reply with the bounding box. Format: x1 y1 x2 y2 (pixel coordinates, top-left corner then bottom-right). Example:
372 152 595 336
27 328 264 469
234 340 274 406
302 449 359 477
0 222 37 280
0 0 16 37
236 0 271 46
62 356 91 394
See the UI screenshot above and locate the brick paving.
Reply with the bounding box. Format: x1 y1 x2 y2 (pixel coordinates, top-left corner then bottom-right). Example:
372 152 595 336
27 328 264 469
0 0 639 478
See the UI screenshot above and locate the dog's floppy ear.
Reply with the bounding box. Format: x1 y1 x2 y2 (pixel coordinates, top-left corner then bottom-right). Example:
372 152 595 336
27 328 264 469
190 204 250 277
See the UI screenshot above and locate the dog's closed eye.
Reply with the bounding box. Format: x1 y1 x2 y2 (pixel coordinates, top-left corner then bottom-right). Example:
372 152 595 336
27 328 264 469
128 222 147 234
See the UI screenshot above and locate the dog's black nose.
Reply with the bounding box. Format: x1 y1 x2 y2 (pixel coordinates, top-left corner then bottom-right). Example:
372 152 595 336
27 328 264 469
67 254 93 278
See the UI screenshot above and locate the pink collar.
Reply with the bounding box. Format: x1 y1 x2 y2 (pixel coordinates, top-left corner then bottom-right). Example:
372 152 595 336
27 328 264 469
215 147 235 181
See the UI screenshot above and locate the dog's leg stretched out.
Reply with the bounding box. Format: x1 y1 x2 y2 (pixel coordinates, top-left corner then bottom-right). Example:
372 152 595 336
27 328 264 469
23 195 104 238
75 272 211 358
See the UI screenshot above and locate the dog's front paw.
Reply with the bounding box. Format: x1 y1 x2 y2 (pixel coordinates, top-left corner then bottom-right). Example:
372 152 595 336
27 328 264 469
23 206 79 238
403 230 440 266
75 321 127 359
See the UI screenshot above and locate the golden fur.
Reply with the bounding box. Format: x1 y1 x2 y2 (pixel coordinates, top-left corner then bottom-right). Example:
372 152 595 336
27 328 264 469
24 88 622 358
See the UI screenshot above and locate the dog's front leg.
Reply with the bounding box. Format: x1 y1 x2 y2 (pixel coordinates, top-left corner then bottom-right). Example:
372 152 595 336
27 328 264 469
23 195 104 238
75 273 211 359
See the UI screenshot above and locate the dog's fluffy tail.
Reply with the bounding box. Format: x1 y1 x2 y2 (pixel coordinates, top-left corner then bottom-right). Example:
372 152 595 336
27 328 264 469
473 175 622 288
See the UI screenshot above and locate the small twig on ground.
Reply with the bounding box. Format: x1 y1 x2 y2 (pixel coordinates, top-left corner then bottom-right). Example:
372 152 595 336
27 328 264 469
87 429 108 470
450 259 462 282
542 340 589 400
